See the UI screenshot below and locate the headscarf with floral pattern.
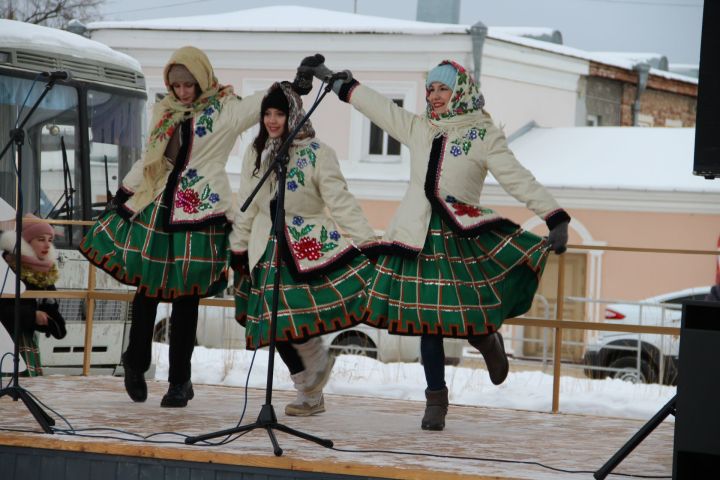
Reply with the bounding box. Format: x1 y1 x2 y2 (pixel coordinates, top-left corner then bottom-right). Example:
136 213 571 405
425 60 486 133
259 81 316 174
133 46 236 209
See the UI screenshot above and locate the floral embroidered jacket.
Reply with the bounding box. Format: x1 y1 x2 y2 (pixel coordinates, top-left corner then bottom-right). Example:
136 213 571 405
337 81 570 255
119 91 264 229
229 138 379 280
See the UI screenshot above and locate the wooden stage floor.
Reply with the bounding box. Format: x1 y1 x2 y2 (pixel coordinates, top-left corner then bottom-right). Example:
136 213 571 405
0 376 673 479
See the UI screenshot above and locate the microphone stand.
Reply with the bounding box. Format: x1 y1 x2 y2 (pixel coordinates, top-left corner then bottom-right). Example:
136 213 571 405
0 77 62 434
185 83 335 455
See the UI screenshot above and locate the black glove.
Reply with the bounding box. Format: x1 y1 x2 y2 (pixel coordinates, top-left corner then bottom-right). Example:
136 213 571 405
37 300 67 339
230 252 249 275
292 53 326 95
547 221 569 254
98 189 129 219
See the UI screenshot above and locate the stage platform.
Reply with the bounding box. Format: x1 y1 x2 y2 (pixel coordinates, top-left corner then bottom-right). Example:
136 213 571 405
0 376 673 479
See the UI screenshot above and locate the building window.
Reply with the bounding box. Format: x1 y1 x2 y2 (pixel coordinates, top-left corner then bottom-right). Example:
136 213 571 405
368 99 403 157
637 114 654 127
586 114 600 126
348 80 416 169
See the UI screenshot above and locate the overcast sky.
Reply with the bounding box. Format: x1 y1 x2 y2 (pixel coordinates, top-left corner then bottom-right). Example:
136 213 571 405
98 0 704 64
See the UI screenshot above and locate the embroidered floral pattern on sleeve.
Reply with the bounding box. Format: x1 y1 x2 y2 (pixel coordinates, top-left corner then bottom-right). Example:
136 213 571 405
445 195 493 218
286 142 320 191
194 94 224 138
449 127 487 157
174 168 221 214
288 217 338 261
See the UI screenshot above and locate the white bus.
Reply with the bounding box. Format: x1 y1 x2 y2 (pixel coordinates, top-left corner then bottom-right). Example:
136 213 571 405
0 19 147 373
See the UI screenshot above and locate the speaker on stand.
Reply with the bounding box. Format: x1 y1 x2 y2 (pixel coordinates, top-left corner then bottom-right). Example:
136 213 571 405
673 301 720 478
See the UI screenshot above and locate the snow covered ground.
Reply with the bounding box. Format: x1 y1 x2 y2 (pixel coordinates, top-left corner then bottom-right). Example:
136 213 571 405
153 343 676 421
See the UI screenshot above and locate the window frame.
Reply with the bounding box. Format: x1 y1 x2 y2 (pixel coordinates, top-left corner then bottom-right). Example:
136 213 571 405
348 80 417 167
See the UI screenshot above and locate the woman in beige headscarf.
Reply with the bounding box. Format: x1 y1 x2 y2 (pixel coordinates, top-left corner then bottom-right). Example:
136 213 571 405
80 46 279 408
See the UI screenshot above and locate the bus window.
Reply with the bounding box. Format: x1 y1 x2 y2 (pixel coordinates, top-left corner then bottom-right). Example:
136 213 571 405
0 76 80 233
87 89 144 219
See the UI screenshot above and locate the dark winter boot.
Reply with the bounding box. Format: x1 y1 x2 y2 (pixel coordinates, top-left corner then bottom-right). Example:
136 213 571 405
122 353 147 403
469 332 509 385
421 387 449 431
160 380 195 408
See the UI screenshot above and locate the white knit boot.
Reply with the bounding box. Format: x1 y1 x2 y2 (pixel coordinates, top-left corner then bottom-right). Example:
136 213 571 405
285 371 325 416
295 337 335 394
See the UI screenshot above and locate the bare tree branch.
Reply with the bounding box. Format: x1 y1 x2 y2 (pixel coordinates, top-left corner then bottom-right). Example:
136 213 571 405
2 0 106 28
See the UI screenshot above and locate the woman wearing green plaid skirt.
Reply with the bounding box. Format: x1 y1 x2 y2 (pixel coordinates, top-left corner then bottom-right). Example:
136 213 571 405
230 82 379 417
301 59 571 430
79 46 275 407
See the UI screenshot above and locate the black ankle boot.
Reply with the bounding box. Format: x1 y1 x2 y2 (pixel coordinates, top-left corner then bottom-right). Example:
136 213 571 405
160 380 194 408
469 332 509 385
421 387 449 431
122 353 147 403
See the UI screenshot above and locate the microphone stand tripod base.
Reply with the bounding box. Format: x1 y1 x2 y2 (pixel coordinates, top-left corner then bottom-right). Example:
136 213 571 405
0 385 55 433
184 403 333 456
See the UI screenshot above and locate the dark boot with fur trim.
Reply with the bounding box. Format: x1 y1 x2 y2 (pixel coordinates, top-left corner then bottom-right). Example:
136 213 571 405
469 332 509 385
421 387 449 431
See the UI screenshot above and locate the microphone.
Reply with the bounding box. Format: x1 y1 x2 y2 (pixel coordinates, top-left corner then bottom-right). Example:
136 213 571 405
328 70 353 84
40 71 71 82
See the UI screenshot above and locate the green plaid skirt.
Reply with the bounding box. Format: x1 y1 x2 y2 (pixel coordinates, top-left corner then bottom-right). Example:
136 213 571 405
79 200 228 300
19 331 42 377
365 213 549 337
235 237 374 349
2 332 43 377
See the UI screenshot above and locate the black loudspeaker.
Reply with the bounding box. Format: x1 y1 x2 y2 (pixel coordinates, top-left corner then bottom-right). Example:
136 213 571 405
673 301 720 478
694 0 720 179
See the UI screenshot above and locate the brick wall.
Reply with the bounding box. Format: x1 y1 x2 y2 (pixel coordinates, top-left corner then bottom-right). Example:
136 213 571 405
589 62 697 127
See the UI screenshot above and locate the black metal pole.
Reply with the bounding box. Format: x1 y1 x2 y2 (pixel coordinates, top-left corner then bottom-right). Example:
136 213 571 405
0 77 63 433
264 157 287 406
185 84 335 454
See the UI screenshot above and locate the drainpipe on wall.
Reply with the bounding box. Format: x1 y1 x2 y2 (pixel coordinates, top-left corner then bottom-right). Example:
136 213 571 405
470 21 488 85
632 62 651 126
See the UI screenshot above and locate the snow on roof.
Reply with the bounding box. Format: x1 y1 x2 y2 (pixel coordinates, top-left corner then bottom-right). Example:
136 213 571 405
487 31 697 85
0 19 141 72
488 26 562 44
507 127 718 193
88 5 468 35
668 64 699 79
86 6 696 85
489 26 560 37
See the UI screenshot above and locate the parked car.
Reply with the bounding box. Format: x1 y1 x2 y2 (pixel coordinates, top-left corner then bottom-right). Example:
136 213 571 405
153 303 465 364
583 286 711 384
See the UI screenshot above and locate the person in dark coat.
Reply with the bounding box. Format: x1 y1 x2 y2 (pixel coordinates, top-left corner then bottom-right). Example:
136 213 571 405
0 215 66 376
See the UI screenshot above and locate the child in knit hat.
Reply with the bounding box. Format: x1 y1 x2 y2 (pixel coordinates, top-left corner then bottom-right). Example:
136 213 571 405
0 214 66 376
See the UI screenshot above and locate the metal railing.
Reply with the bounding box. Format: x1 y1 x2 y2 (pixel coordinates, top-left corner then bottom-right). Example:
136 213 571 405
504 243 716 413
5 220 717 413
